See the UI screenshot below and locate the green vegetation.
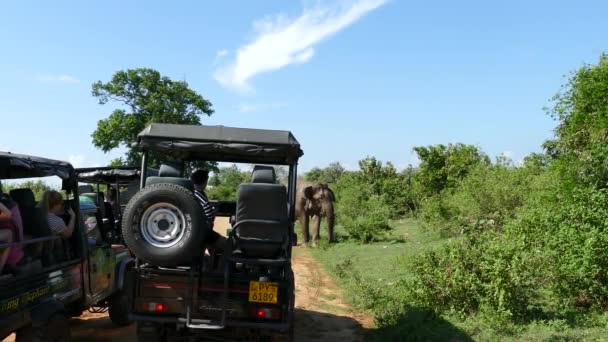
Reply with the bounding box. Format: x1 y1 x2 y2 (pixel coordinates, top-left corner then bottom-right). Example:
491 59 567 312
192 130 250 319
307 53 608 340
207 164 250 201
90 68 214 168
1 180 55 200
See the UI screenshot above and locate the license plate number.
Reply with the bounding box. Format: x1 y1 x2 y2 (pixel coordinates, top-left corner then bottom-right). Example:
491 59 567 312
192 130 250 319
249 281 278 304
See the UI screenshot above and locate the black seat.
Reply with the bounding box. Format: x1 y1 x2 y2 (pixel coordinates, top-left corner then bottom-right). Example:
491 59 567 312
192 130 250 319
146 162 193 191
9 189 55 264
10 189 49 238
233 166 288 258
102 201 116 239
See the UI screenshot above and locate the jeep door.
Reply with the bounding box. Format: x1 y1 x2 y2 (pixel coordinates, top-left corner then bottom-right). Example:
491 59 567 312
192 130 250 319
83 209 116 301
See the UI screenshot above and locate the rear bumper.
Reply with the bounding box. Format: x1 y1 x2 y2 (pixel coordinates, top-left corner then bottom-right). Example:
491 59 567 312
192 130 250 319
129 313 290 330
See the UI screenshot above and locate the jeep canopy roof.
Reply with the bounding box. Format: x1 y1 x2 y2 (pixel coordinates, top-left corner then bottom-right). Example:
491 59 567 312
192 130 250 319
0 151 74 180
75 167 158 184
135 123 304 165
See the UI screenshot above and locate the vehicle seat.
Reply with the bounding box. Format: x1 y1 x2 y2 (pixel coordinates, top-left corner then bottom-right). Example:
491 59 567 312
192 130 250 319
102 201 116 239
233 165 288 258
9 189 55 264
145 162 194 191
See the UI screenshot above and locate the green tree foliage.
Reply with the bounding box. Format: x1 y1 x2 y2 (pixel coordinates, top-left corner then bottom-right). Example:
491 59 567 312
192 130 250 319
419 161 538 236
403 54 608 327
91 68 214 167
334 172 391 243
207 165 250 201
546 53 608 188
1 180 55 200
413 143 490 197
304 162 346 184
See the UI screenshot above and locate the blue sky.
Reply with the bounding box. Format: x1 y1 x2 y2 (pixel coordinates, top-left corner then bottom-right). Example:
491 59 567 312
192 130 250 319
1 0 606 172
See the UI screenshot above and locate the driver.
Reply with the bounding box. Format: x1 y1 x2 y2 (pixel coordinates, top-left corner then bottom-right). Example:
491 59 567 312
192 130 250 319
190 169 226 251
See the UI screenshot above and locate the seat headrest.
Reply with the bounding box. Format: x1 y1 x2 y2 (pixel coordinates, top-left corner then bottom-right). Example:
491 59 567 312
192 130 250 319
159 162 182 178
10 188 36 207
79 184 94 194
251 165 276 183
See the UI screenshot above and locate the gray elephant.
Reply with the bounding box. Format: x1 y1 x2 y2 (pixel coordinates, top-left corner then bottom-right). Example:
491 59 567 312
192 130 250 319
295 181 336 247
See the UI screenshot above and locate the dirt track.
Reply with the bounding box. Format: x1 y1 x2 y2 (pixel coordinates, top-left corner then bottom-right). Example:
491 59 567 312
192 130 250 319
4 246 373 341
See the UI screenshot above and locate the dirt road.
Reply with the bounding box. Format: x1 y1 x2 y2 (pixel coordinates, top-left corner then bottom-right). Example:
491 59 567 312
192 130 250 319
4 246 373 341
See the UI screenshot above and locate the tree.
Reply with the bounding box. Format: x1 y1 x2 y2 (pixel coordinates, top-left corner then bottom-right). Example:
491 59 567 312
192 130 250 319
304 162 345 184
207 165 251 201
1 180 55 200
91 68 214 168
547 53 608 188
413 143 490 197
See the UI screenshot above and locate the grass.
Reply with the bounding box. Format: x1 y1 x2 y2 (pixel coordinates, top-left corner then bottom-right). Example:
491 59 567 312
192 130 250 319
311 218 445 285
308 219 608 341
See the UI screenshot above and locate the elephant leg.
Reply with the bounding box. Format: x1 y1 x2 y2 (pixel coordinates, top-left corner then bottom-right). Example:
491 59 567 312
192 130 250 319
327 217 335 243
312 215 321 248
300 214 310 247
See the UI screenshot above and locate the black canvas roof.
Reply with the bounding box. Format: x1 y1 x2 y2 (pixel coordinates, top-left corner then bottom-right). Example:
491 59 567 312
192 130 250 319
136 123 304 164
75 167 158 184
0 151 74 180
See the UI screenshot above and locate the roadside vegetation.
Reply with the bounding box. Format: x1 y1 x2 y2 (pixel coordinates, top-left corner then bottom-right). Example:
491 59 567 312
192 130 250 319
306 53 608 340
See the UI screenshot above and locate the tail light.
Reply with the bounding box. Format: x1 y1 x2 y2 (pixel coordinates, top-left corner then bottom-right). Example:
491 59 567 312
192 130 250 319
145 302 166 313
252 308 280 319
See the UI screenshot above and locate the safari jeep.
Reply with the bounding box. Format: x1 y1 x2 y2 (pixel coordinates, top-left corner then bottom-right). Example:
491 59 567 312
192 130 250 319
75 166 158 245
0 152 135 341
123 123 303 341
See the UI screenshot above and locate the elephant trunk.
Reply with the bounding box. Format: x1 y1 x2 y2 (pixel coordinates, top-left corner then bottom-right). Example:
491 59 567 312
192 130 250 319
324 201 335 242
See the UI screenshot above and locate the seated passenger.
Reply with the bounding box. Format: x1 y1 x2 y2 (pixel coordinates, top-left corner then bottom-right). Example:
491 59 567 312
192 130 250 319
108 187 120 217
0 201 14 273
0 193 24 268
41 190 75 239
190 169 226 251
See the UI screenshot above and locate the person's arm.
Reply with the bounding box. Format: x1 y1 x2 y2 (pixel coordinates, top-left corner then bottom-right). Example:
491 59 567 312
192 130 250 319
0 202 12 220
62 207 76 238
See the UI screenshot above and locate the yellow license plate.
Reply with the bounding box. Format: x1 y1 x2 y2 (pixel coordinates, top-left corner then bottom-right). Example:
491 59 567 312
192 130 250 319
248 281 278 304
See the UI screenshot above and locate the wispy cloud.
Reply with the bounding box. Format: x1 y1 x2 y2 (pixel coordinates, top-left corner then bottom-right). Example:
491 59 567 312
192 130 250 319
38 74 80 83
238 101 287 113
214 0 387 92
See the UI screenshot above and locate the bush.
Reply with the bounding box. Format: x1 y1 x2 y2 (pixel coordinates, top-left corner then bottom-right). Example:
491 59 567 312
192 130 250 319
542 187 608 310
334 173 392 243
405 230 544 325
419 163 538 236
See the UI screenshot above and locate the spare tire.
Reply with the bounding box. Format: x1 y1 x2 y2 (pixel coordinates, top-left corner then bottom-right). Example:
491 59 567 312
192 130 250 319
122 183 209 266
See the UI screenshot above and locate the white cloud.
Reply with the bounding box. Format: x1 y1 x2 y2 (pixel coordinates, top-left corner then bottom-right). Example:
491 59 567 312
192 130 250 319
214 0 387 92
238 101 286 113
38 74 80 83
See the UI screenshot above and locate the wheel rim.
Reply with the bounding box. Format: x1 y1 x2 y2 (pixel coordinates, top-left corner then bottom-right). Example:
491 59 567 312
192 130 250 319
140 202 187 248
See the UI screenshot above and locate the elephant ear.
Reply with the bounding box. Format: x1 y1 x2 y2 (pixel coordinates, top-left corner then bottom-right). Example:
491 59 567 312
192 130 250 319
327 187 336 202
303 186 314 199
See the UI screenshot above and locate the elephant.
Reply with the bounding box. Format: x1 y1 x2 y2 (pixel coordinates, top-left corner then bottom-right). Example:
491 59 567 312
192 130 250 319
295 181 336 247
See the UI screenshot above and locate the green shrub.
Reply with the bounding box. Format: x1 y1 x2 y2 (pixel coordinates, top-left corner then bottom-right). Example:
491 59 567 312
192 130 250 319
405 230 545 325
543 187 608 310
419 163 538 236
334 173 392 243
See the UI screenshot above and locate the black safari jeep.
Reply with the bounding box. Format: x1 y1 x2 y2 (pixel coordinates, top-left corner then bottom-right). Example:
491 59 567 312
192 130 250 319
75 166 158 245
122 123 303 341
0 153 135 341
